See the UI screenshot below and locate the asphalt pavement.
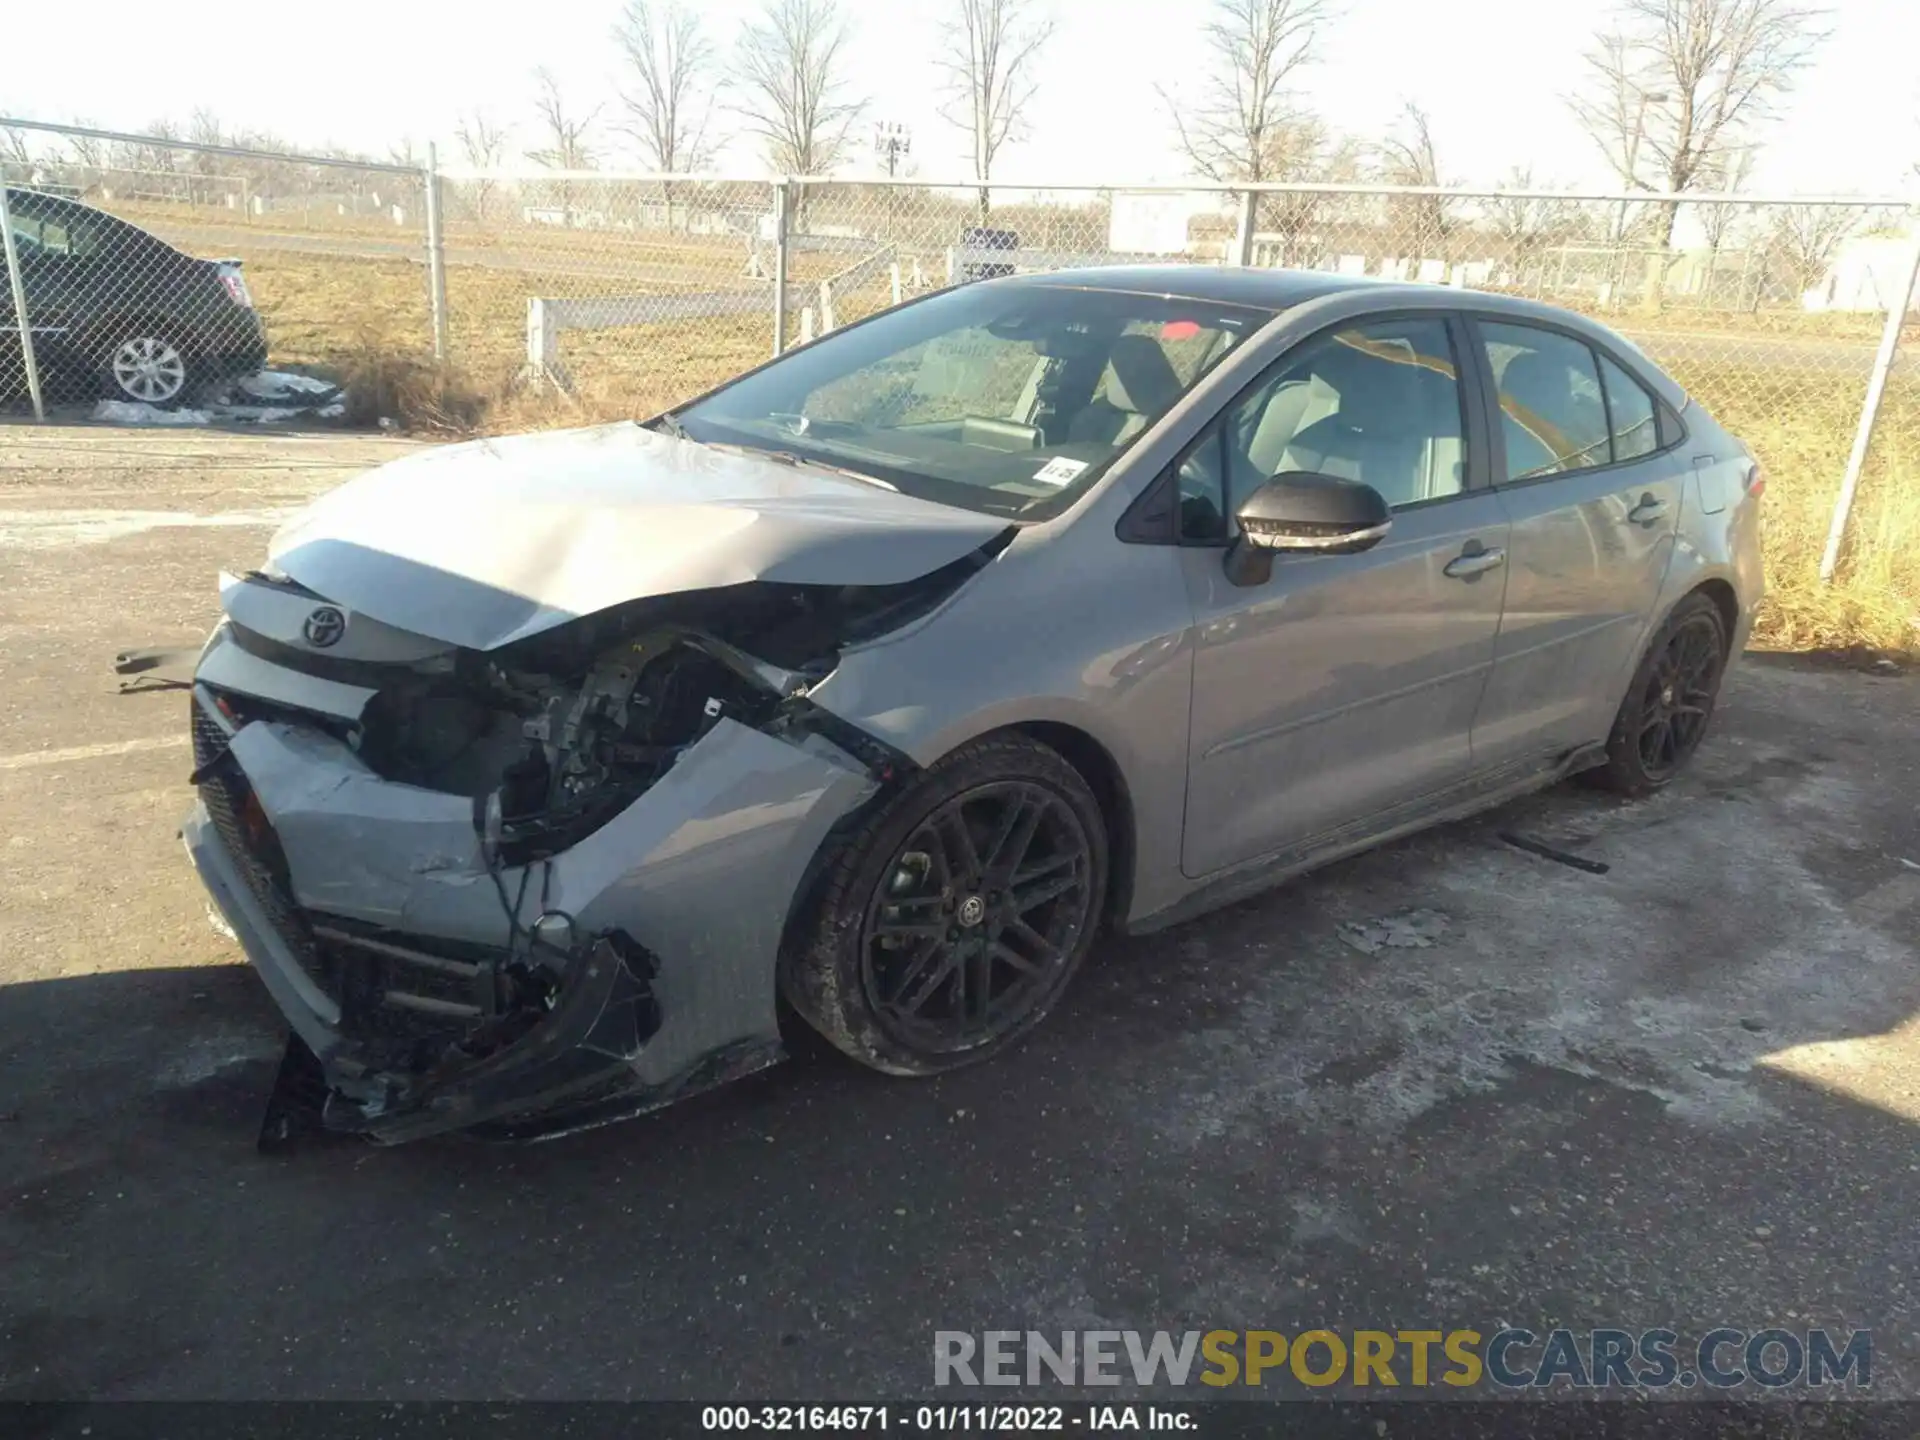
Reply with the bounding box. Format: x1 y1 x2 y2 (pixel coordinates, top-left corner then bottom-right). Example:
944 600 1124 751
1 423 1915 1402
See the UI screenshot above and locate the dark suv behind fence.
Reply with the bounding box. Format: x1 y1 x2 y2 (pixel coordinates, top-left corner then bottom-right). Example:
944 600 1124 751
3 187 268 406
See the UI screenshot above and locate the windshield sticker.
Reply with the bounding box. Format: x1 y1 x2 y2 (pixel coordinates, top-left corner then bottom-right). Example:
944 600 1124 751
1032 456 1090 487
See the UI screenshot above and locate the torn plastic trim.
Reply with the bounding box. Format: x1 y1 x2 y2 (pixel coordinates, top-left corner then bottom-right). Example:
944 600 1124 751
330 928 665 1144
195 695 885 1141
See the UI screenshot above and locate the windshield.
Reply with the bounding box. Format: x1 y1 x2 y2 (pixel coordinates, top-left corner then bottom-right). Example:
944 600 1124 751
674 282 1274 518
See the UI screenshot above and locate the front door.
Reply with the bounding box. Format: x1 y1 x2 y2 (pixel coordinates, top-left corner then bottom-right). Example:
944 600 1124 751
1464 320 1685 767
1177 314 1510 879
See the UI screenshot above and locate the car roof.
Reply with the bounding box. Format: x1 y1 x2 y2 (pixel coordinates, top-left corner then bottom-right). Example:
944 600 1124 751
1007 264 1371 310
999 264 1686 405
5 188 123 224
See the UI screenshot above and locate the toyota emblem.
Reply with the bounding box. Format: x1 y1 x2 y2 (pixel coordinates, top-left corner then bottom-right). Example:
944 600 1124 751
302 606 347 648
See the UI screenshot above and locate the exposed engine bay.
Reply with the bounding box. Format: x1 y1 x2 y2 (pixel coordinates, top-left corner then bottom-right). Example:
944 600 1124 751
188 539 1005 1143
220 544 1001 857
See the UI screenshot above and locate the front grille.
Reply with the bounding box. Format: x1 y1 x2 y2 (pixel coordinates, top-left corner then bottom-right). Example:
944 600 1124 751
193 701 516 1058
192 703 337 1003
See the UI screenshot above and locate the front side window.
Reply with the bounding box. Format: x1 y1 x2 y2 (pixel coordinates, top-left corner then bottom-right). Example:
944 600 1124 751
1480 322 1612 481
676 283 1272 518
1177 316 1469 540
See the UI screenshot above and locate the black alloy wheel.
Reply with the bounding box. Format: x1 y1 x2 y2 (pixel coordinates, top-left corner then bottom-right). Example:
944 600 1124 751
1587 593 1729 797
1635 609 1723 779
860 780 1096 1055
782 733 1109 1076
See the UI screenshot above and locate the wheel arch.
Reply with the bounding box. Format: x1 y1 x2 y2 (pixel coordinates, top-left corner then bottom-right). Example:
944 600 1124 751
82 311 206 363
1005 720 1137 930
1687 576 1740 655
776 711 1143 981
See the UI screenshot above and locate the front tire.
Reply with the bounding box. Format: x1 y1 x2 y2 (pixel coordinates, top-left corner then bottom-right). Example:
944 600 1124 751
1585 593 1729 797
781 733 1109 1076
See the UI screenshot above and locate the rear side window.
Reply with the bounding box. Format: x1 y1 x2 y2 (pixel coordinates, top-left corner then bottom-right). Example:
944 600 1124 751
1597 353 1658 462
8 206 104 258
1480 323 1611 480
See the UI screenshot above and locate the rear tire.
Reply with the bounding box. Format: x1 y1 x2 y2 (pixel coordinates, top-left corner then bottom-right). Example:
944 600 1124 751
1584 593 1729 798
100 327 193 406
781 733 1108 1077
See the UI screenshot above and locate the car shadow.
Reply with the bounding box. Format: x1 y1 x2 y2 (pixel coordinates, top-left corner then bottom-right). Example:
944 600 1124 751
3 662 1917 1398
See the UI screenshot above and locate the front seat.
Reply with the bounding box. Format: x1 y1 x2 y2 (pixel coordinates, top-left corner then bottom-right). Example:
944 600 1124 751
1277 348 1434 505
1066 334 1184 446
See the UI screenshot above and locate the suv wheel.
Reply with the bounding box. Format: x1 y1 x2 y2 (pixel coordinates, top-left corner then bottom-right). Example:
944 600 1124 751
105 331 191 405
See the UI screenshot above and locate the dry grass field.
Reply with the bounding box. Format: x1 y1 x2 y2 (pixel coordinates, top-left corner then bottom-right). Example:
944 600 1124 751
156 242 1920 657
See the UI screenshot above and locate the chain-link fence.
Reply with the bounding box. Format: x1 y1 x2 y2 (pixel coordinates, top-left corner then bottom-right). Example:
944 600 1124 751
4 116 1918 648
2 118 430 420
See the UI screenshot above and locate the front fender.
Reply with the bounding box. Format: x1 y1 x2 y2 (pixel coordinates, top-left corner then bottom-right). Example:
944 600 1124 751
806 524 1197 925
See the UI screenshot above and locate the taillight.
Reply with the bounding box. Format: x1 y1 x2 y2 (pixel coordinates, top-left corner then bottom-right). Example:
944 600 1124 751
1745 462 1765 499
218 270 254 308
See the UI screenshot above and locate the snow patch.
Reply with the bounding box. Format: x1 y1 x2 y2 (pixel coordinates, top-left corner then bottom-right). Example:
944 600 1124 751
90 369 345 428
91 401 215 426
238 369 339 401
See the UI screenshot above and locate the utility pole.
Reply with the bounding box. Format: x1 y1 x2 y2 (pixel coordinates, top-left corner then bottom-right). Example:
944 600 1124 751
1612 88 1669 244
874 121 911 244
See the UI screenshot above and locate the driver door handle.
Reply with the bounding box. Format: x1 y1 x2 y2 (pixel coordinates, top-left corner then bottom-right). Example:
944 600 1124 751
1629 494 1670 526
1444 544 1506 579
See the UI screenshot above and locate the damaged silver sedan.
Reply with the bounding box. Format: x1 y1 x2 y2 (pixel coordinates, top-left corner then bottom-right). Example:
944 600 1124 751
182 267 1761 1143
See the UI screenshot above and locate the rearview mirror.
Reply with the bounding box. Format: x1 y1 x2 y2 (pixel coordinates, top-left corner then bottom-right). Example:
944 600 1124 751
1224 472 1391 587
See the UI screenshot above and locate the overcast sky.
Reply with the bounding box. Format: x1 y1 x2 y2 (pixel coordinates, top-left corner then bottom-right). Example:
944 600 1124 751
4 0 1915 193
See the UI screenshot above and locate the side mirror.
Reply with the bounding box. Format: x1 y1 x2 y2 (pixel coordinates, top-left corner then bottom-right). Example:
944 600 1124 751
1224 472 1391 587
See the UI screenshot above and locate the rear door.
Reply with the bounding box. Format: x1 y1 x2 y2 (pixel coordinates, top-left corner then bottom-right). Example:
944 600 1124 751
7 197 103 341
1176 313 1511 878
1464 318 1685 768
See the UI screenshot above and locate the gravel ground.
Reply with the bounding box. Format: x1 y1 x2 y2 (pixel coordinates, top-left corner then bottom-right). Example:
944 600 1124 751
1 422 1915 1403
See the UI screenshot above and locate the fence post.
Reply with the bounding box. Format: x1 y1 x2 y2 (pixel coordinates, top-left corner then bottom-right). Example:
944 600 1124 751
0 183 46 422
423 143 449 363
1233 190 1257 268
1819 229 1920 584
772 179 790 356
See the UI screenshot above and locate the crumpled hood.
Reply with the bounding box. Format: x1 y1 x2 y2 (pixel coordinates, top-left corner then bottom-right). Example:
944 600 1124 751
268 422 1007 651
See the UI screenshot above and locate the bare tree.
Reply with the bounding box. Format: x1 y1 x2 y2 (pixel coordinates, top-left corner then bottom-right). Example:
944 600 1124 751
1378 101 1453 263
529 68 601 171
1159 0 1331 183
614 0 720 232
936 0 1055 219
1256 116 1364 266
455 111 511 222
1765 204 1858 299
1692 145 1755 299
1486 167 1583 289
0 126 31 184
64 122 107 173
529 68 602 219
735 0 865 183
615 1 720 173
1571 0 1830 246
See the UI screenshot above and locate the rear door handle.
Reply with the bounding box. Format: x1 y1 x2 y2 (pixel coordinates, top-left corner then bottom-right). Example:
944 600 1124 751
1628 494 1670 526
1443 545 1506 579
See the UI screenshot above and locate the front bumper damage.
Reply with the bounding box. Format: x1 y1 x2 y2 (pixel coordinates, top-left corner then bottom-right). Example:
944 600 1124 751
185 684 877 1144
